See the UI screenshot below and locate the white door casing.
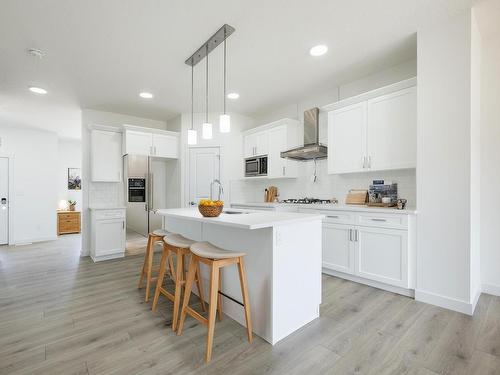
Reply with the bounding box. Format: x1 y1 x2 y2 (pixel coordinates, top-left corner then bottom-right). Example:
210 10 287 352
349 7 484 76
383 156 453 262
189 147 221 205
0 157 8 245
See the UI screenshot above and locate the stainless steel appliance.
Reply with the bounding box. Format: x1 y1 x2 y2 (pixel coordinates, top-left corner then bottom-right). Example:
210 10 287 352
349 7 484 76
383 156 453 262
281 108 328 161
124 155 170 237
245 156 267 177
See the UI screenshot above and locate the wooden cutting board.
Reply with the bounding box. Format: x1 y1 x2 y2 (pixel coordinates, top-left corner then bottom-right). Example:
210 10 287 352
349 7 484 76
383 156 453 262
345 189 368 205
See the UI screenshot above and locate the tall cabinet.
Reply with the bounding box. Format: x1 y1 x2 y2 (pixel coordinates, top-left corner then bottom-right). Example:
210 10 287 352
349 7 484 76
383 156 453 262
327 79 416 174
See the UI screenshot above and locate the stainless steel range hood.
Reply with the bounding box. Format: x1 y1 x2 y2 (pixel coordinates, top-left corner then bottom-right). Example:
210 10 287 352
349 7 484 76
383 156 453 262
281 107 327 161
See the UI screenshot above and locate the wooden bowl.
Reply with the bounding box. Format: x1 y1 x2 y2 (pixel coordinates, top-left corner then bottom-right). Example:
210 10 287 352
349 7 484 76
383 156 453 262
198 205 223 217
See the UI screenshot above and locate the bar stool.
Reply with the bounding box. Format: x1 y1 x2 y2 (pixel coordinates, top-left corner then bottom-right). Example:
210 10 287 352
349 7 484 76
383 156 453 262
152 234 206 331
177 241 253 362
137 229 171 303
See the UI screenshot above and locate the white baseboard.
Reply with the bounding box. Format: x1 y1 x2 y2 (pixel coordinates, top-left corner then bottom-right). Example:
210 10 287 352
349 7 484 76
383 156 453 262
415 289 475 316
482 283 500 297
11 236 58 246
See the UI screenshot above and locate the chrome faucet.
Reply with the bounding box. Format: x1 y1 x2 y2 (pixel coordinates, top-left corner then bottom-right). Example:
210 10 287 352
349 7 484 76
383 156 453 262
210 179 224 201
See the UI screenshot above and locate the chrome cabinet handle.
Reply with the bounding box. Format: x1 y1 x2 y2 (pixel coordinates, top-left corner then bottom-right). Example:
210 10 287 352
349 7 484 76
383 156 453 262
368 156 371 168
362 156 366 169
355 229 358 242
371 218 387 222
349 229 352 241
327 215 339 219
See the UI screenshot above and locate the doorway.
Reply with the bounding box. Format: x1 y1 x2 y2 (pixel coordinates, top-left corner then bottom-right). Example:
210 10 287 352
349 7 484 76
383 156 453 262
0 157 9 245
188 147 221 206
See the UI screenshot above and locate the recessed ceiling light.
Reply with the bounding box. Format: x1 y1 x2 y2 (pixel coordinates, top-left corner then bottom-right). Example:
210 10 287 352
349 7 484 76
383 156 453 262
29 86 47 94
309 44 328 57
139 92 153 99
227 92 239 100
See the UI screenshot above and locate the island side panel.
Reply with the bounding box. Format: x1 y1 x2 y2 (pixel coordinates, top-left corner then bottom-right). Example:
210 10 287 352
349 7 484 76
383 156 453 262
272 219 322 344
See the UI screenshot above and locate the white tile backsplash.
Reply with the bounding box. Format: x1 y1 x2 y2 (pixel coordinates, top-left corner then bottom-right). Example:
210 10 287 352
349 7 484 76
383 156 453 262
230 159 416 207
89 182 124 207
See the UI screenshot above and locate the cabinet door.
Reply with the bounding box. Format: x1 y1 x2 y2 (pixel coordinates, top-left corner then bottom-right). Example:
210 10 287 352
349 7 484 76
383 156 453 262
322 224 355 274
95 219 125 257
91 130 122 182
243 133 257 158
366 86 416 171
152 134 178 158
328 102 367 174
355 226 408 288
125 130 153 156
255 130 269 156
267 125 287 178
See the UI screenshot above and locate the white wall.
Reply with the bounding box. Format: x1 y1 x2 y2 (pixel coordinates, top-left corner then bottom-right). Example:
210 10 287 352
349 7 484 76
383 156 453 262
81 109 167 256
237 60 418 207
416 8 479 314
57 139 82 211
178 112 255 206
480 32 500 295
0 125 58 244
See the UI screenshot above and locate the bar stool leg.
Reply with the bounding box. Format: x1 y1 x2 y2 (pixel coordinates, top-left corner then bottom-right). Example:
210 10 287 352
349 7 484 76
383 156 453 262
144 239 155 303
206 263 220 362
237 257 253 343
217 268 222 321
151 246 169 312
171 250 184 332
137 235 152 289
176 256 198 336
196 262 207 312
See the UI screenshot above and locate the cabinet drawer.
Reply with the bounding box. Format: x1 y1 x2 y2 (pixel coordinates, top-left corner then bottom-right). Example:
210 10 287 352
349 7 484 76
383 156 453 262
299 208 355 225
94 210 125 220
357 213 408 229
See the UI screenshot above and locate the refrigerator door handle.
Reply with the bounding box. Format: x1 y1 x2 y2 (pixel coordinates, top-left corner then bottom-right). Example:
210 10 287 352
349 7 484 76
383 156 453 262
150 174 154 211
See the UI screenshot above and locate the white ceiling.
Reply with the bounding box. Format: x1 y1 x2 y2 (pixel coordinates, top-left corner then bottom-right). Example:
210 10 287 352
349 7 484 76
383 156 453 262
0 0 429 139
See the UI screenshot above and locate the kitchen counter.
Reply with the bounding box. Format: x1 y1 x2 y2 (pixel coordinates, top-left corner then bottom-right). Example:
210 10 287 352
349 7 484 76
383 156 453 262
157 207 323 345
231 202 417 215
155 207 325 230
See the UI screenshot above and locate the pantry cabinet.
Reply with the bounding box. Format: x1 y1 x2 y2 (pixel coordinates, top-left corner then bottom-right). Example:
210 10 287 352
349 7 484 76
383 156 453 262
91 130 122 182
327 80 416 174
122 127 179 159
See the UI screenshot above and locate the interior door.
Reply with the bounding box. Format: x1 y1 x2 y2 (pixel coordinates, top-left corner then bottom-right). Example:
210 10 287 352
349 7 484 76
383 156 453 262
366 86 417 171
327 102 367 174
0 157 8 245
189 147 221 206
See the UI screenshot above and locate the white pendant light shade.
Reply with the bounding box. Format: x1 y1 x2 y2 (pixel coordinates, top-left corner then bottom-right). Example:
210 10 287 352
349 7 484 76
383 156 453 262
219 114 230 133
202 122 213 139
187 129 198 145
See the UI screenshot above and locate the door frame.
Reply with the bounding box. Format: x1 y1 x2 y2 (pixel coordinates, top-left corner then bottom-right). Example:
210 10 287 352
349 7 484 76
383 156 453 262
185 146 223 207
0 154 14 245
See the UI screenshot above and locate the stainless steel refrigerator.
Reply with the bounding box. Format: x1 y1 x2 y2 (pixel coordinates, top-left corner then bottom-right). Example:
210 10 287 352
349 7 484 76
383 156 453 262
124 154 169 237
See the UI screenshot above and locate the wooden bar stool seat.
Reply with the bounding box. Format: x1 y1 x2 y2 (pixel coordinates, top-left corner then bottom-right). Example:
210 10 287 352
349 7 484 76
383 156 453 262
177 241 253 362
152 234 206 331
137 229 172 302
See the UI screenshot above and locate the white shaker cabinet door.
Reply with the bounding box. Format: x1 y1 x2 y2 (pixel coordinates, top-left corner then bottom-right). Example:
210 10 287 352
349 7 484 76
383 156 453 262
322 223 355 275
366 86 417 171
328 102 367 174
125 130 153 156
94 218 125 257
268 125 286 178
255 130 269 157
355 226 408 288
152 134 178 158
91 130 122 182
243 133 257 158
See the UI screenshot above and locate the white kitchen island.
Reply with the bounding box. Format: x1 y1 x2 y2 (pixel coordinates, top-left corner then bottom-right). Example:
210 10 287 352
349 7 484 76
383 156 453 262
156 207 324 345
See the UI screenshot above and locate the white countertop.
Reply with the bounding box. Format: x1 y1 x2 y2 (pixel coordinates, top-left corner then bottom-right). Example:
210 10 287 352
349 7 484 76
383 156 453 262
156 207 325 230
231 202 417 215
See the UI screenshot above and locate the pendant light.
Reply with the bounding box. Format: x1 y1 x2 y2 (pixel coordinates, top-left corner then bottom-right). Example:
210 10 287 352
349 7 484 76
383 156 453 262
202 44 213 139
219 37 230 133
187 63 197 145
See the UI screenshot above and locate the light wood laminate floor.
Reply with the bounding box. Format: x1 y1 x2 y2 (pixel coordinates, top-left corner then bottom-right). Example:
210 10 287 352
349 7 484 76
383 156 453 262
1 235 499 375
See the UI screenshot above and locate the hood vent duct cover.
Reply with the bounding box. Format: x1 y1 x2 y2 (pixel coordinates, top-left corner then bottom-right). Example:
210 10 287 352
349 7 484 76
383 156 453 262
280 107 327 161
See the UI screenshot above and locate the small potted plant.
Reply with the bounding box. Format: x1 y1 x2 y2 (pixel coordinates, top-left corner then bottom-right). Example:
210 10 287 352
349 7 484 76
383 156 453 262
68 200 77 211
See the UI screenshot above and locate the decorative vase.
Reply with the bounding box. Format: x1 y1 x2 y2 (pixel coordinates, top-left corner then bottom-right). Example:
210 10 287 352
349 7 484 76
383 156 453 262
69 205 76 211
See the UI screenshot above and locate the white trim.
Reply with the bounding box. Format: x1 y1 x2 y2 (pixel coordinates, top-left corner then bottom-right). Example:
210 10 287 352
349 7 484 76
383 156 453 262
87 124 123 133
243 118 300 136
11 236 58 245
471 286 482 314
482 283 500 297
0 155 14 245
415 289 475 315
122 124 179 137
323 268 414 297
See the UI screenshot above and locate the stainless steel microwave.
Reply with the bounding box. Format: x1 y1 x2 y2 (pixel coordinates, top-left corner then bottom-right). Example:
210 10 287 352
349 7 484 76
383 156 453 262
245 156 267 177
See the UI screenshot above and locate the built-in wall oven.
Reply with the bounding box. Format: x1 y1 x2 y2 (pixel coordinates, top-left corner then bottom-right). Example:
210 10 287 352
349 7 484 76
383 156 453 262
245 156 268 177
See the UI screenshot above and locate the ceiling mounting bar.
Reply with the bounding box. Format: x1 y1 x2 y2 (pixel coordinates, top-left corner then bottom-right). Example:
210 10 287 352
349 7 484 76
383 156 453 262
185 24 235 66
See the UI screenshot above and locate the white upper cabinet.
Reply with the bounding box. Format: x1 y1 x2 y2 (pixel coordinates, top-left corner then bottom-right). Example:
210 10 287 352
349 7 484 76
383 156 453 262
244 132 258 158
328 102 367 174
327 80 416 174
123 128 179 159
125 130 153 155
152 133 178 158
244 130 268 158
366 86 417 171
91 130 122 182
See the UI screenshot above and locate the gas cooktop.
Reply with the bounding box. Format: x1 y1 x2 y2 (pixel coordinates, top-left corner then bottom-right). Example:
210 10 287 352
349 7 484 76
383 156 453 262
281 198 333 204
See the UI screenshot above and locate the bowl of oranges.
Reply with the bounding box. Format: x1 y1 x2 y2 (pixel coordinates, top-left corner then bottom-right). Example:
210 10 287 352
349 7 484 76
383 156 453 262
198 199 224 217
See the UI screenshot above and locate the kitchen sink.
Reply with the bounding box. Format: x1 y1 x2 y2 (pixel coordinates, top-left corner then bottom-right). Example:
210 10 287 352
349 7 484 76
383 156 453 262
223 210 250 215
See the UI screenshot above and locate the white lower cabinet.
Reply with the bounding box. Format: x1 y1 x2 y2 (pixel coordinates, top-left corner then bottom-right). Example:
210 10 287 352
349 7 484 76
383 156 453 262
90 209 126 262
322 224 355 274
